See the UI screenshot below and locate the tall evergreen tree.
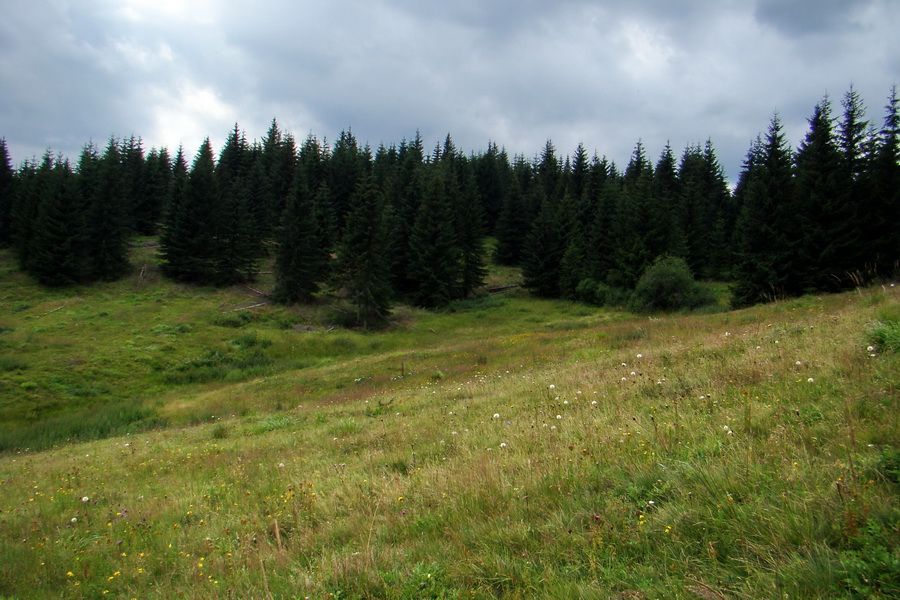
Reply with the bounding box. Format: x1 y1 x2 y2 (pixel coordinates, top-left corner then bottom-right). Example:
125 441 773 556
793 96 847 291
867 86 900 274
337 173 391 328
329 129 368 227
453 162 488 298
160 139 220 283
407 165 461 307
731 116 796 307
0 139 14 248
26 155 84 286
82 139 130 281
652 142 686 260
385 133 425 296
215 125 261 283
145 148 173 231
521 195 566 297
10 159 39 267
473 141 509 232
259 119 297 236
122 136 154 235
272 170 328 304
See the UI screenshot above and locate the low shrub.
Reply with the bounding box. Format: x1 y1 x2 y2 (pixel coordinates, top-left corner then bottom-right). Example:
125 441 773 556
631 256 717 312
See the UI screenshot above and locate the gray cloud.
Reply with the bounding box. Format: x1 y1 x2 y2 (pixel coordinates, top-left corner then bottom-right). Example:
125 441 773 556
1 0 897 183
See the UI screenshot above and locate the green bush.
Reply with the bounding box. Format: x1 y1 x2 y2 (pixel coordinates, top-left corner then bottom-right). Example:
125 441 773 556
574 278 631 307
631 256 716 312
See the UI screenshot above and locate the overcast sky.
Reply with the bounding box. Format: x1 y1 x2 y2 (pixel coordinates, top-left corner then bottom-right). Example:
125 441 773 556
1 0 898 184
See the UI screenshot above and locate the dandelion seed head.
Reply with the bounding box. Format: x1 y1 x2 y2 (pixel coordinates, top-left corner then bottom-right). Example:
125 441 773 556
493 413 500 419
807 378 815 383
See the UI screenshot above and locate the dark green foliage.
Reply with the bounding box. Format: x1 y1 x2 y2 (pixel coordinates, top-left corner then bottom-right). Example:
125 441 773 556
122 136 155 235
454 165 488 299
793 96 848 292
731 116 796 307
838 520 900 599
521 196 566 297
337 173 392 328
272 172 329 304
24 154 85 286
867 86 900 276
472 141 509 232
160 139 221 284
677 141 732 279
82 140 131 281
631 256 716 312
4 86 897 311
407 165 461 307
215 126 263 284
328 129 368 227
384 134 425 296
492 175 531 265
574 278 631 307
259 120 298 235
608 143 659 288
0 139 14 247
144 148 173 230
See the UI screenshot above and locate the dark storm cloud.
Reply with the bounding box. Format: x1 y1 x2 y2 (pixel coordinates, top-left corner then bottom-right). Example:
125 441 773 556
1 0 897 184
755 0 877 35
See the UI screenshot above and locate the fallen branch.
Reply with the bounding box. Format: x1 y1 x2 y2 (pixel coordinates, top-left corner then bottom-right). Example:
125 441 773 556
38 306 65 318
245 285 269 297
233 302 267 311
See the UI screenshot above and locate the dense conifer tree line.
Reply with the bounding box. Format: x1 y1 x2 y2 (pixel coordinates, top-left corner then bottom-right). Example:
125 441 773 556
0 85 896 323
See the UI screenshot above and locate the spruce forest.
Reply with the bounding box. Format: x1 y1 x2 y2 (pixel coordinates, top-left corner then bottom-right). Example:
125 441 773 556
1 86 898 318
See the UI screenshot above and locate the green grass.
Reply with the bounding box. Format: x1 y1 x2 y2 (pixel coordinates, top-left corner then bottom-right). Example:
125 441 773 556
0 244 898 598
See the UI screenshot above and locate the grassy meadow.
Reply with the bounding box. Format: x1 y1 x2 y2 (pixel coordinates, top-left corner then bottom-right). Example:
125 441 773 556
0 242 898 599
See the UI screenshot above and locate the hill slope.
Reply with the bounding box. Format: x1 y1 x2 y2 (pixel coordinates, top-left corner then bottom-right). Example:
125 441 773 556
0 247 898 599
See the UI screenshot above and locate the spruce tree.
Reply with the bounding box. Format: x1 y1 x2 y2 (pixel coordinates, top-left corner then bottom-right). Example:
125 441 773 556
82 139 130 281
0 139 14 248
731 116 796 307
834 86 871 279
385 134 425 296
337 173 391 328
472 141 509 232
259 120 297 236
521 195 566 297
160 139 220 283
272 171 328 304
793 96 846 291
145 148 173 232
407 165 460 307
329 129 367 227
27 155 84 286
868 86 900 274
215 125 261 284
10 159 39 267
453 163 488 299
122 136 154 235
